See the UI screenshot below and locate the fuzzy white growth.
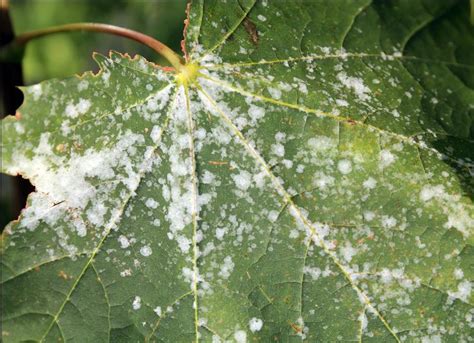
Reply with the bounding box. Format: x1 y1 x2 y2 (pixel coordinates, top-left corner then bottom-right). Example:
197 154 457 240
154 306 162 316
65 99 91 118
337 159 352 174
249 318 263 332
11 130 146 232
145 198 158 209
232 170 252 191
234 330 247 343
218 256 234 279
132 296 141 310
337 72 371 101
140 245 152 257
379 150 396 168
363 177 377 190
118 235 130 249
30 84 43 100
448 280 472 303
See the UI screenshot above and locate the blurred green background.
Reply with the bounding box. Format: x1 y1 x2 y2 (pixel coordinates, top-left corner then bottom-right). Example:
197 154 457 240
11 0 187 83
1 0 187 228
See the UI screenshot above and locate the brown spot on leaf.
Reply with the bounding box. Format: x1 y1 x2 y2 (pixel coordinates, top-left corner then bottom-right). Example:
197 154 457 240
243 18 259 45
58 270 69 280
208 161 228 166
55 144 66 152
289 321 303 334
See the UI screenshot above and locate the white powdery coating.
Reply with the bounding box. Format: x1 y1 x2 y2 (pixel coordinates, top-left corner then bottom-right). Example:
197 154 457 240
304 266 322 280
268 87 282 100
358 312 368 332
267 210 279 222
381 215 397 228
379 149 396 168
234 330 247 343
118 235 130 249
308 136 336 151
363 177 377 190
30 84 43 100
416 183 473 238
145 198 159 209
313 172 334 190
162 88 196 240
75 222 87 237
275 132 286 142
336 99 348 107
65 99 91 118
15 123 25 134
176 235 192 253
11 130 145 231
140 245 152 257
132 296 141 310
249 317 264 332
77 80 89 91
201 170 216 184
454 268 464 280
337 72 371 101
420 185 445 202
154 306 162 316
340 243 357 262
337 159 352 174
448 280 472 303
232 170 252 191
271 143 285 157
421 335 442 343
380 268 393 284
215 227 227 240
248 105 265 121
150 125 162 143
86 202 107 227
102 71 111 84
363 211 375 221
218 256 234 279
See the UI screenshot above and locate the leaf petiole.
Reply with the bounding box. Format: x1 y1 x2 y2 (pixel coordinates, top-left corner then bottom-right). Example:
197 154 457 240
6 22 185 71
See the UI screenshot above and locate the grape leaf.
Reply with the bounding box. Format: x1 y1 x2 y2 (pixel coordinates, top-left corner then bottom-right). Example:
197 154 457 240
2 1 474 342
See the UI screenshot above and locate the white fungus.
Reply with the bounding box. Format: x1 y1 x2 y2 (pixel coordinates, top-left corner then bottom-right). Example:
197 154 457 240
154 306 162 316
215 227 227 240
337 72 371 101
249 317 264 332
232 170 252 191
132 296 141 310
118 235 130 249
140 245 152 257
363 177 377 190
337 159 352 174
234 330 247 343
145 198 158 209
379 150 396 168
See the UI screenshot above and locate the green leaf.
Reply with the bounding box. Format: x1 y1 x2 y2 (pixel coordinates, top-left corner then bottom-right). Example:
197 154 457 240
2 1 473 342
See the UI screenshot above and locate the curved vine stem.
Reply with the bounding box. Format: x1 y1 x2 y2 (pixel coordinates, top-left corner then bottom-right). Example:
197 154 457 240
12 22 185 71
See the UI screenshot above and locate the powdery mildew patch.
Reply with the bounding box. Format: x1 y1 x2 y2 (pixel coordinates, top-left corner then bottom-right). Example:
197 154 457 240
2 2 474 342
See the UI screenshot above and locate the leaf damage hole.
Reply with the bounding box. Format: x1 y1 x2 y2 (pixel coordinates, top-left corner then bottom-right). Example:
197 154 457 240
1 6 35 230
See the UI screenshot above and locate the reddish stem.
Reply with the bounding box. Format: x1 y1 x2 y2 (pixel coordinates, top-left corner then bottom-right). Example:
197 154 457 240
14 22 185 71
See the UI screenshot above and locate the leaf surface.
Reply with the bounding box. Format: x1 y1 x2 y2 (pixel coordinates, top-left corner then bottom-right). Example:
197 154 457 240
2 1 474 342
